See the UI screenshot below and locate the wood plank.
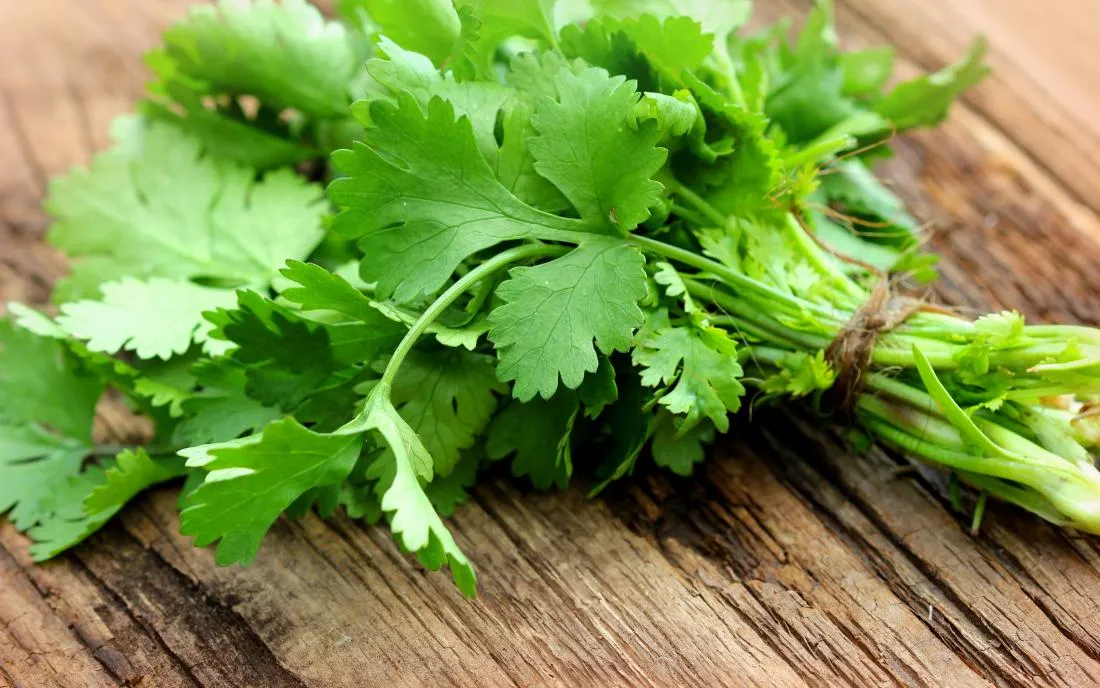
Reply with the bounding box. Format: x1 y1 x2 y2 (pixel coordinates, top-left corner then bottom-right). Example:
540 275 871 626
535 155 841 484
3 1 1100 686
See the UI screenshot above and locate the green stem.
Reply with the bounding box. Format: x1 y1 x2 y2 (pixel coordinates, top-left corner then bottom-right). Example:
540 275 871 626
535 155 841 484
670 203 710 227
89 443 181 458
780 213 865 302
378 243 565 387
661 176 727 226
635 235 844 320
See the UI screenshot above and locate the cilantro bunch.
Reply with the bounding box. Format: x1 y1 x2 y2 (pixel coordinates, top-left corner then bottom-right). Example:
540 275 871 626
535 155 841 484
4 0 1099 597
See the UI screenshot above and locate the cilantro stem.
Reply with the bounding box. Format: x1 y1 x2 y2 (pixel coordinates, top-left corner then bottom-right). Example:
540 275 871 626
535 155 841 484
89 443 182 458
660 176 728 227
633 234 844 320
670 203 710 227
378 243 566 388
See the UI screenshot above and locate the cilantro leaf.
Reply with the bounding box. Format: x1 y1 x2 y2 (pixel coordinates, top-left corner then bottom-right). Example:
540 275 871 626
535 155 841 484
329 94 591 303
424 455 479 517
489 240 648 400
46 122 326 301
529 67 667 229
368 37 511 163
173 361 282 446
498 56 576 211
615 15 715 78
653 261 699 312
634 91 699 139
210 292 337 410
84 449 187 525
486 392 579 490
347 0 461 64
875 38 989 131
358 385 477 596
578 354 619 419
840 46 896 96
0 425 89 532
152 0 361 120
683 73 784 217
180 418 362 566
634 322 745 433
589 364 650 493
278 260 408 354
760 350 837 398
817 159 920 244
460 0 558 71
0 320 102 439
651 411 715 476
57 278 236 360
390 349 502 477
23 465 110 561
592 0 751 42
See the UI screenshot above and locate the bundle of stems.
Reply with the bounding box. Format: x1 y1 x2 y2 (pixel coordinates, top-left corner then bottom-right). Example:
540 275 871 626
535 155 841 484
648 187 1100 533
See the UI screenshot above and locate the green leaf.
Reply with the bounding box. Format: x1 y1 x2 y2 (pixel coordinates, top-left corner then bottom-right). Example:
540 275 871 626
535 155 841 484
760 350 837 398
338 481 383 522
578 354 619 419
424 454 479 517
173 361 282 446
329 94 590 303
152 0 361 119
486 391 579 490
589 364 650 494
0 320 103 440
46 122 326 301
131 354 199 418
530 67 667 229
817 159 919 243
875 38 989 131
280 260 382 322
352 0 461 64
768 66 855 143
368 38 512 163
615 14 715 78
559 19 655 89
180 418 362 566
57 278 236 360
683 73 784 217
974 311 1026 345
211 292 337 410
498 57 576 211
634 91 698 138
390 349 502 477
358 384 477 596
651 411 715 476
138 100 315 171
592 0 751 42
634 323 745 433
278 261 408 353
840 46 895 96
85 449 188 516
0 425 88 531
24 465 110 561
489 240 648 400
460 0 558 71
653 261 698 313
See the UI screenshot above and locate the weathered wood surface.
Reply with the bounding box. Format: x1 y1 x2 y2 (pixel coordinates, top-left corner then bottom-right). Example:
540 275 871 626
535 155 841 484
3 1 1100 686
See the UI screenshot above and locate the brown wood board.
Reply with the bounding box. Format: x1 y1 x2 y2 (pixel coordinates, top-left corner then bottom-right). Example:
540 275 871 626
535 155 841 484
2 1 1100 686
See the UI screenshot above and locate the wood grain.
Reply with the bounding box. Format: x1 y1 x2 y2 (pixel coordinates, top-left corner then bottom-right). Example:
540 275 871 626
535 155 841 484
3 1 1100 686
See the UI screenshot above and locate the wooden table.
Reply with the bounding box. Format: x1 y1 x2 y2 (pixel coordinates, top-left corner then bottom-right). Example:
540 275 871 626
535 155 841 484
3 1 1100 686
